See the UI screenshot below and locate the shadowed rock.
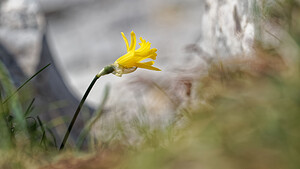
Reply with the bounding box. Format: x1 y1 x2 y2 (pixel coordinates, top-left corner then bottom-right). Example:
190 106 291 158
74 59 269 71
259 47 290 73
0 0 93 148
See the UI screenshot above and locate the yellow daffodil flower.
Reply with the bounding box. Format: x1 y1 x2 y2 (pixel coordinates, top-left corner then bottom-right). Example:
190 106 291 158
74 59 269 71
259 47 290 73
112 31 161 76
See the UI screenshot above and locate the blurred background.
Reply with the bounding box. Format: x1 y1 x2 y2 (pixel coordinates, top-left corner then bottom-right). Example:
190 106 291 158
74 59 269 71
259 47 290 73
40 0 204 106
0 0 256 108
1 0 209 143
1 0 300 169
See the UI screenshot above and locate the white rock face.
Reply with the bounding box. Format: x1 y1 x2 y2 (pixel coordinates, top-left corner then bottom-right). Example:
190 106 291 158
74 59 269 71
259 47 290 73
198 0 255 60
0 0 45 75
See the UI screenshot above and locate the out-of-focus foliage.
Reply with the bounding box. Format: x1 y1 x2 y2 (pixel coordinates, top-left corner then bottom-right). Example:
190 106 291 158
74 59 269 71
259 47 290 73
121 51 300 169
0 63 56 168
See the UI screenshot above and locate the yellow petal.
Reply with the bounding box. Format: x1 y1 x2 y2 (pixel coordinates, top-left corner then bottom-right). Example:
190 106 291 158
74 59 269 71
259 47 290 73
141 61 155 65
121 32 129 51
128 31 136 51
135 62 161 71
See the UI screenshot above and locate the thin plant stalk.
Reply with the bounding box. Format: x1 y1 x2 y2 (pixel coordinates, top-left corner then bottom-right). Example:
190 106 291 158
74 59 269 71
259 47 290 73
59 65 114 150
76 85 110 149
3 63 51 104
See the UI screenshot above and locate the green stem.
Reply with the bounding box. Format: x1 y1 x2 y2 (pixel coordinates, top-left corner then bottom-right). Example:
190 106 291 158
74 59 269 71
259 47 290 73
59 65 114 150
59 75 99 150
76 85 110 149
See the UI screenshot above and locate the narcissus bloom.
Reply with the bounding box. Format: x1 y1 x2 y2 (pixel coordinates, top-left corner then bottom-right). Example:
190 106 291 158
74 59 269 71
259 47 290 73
112 31 161 76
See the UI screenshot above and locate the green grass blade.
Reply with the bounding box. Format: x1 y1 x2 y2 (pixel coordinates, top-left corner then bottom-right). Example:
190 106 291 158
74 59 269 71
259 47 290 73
24 98 35 117
37 116 47 149
3 63 51 104
45 126 58 149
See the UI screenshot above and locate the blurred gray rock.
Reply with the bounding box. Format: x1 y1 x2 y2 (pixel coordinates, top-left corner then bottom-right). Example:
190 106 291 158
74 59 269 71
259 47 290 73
0 0 93 147
197 0 255 60
37 0 94 14
0 0 45 75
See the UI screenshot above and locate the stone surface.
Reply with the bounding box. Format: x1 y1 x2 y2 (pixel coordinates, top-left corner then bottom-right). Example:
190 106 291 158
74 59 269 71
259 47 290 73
0 0 45 75
197 0 255 59
0 0 93 145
